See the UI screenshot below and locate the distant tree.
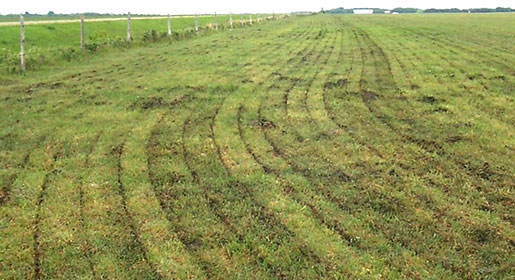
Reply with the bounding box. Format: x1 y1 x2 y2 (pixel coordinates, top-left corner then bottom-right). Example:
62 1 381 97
48 11 55 16
321 8 326 14
24 11 30 15
391 8 419 13
495 7 513 12
326 7 353 14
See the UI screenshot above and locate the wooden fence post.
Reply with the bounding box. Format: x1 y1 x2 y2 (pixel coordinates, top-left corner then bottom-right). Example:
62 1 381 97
240 13 243 26
80 15 85 53
167 14 171 35
195 14 198 35
215 12 218 31
127 12 131 41
20 15 25 72
230 13 233 29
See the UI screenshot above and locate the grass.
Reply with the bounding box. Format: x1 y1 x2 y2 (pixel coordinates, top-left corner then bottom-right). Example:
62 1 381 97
0 13 514 279
0 14 160 22
0 14 270 72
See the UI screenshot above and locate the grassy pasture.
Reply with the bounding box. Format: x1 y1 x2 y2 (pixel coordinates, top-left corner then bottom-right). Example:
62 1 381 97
0 13 514 279
0 14 150 22
0 14 265 72
0 15 238 51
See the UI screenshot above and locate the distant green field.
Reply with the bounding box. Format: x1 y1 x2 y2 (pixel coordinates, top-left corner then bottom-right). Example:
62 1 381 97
0 14 270 72
0 15 243 52
0 13 513 279
0 14 133 22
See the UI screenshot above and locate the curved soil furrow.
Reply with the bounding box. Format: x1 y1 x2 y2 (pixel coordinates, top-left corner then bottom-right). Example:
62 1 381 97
237 105 351 240
146 116 216 277
78 131 103 280
229 106 340 276
0 152 30 207
316 27 476 276
112 143 164 280
402 28 514 75
351 25 512 277
33 145 65 280
356 28 514 193
181 34 337 272
258 104 351 182
321 36 356 130
237 105 275 174
237 103 433 278
300 29 340 126
257 26 354 182
144 26 318 277
282 27 329 116
209 99 231 176
388 31 514 128
181 115 272 277
0 135 48 207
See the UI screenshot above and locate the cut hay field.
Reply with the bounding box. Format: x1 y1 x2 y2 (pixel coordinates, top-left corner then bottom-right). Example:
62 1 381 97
0 13 514 279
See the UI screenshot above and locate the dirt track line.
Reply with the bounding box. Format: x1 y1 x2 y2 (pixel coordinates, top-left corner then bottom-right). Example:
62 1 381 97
182 103 323 277
144 26 315 277
181 114 266 277
209 99 231 176
235 105 333 275
0 152 30 207
258 31 352 182
402 27 514 75
237 104 365 274
177 26 333 276
356 27 512 191
300 27 341 127
33 145 64 280
146 108 215 278
239 22 353 183
353 25 490 276
390 31 514 128
0 135 48 207
78 131 103 280
112 143 163 280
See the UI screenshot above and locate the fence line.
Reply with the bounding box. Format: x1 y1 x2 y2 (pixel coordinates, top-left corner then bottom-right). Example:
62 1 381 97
215 12 218 31
15 12 289 72
127 12 131 42
80 15 85 53
20 15 25 72
167 14 171 35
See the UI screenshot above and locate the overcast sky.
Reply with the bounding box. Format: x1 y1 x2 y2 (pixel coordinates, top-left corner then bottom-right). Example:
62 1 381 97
2 0 514 15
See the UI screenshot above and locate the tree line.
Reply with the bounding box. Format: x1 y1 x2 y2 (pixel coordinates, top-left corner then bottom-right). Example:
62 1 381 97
325 7 514 14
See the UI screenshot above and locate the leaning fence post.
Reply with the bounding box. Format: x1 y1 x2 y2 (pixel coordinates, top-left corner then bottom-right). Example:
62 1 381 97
167 14 171 35
215 12 218 31
20 15 25 72
195 14 198 35
80 15 85 53
230 13 233 29
127 12 131 41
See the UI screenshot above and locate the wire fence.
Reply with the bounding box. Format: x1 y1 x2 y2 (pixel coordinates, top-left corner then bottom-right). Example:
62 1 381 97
0 13 288 73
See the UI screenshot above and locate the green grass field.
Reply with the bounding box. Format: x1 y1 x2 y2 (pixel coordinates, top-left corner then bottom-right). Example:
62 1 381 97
0 13 514 279
0 14 267 72
0 14 154 22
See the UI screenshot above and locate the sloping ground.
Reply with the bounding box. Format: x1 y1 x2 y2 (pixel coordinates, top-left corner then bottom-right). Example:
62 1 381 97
0 14 513 279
